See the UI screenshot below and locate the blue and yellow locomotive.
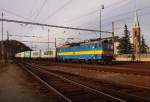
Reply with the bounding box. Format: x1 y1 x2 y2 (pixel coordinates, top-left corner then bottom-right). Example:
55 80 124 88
57 41 114 62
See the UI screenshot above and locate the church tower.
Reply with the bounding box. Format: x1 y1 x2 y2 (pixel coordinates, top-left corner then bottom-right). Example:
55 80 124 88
132 10 141 53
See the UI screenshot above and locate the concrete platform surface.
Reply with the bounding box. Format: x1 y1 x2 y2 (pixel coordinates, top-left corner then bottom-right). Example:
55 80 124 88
0 64 59 102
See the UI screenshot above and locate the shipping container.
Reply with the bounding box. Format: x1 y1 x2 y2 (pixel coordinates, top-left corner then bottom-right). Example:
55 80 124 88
41 49 56 58
24 51 31 58
31 50 41 58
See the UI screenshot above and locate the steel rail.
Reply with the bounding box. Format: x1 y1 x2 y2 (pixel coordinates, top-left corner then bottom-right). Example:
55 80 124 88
31 63 150 102
19 63 72 102
27 63 126 102
31 63 150 91
48 65 150 90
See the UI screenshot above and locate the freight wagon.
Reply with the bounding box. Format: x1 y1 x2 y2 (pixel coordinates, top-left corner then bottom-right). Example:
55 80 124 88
31 51 41 58
15 52 24 58
41 49 56 58
24 51 31 58
15 48 56 59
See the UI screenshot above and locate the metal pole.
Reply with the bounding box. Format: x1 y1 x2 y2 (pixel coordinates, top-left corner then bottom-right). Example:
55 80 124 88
1 12 4 64
55 37 57 59
7 31 9 40
6 31 9 62
112 22 115 54
55 37 56 48
48 29 50 50
99 5 104 45
100 8 102 42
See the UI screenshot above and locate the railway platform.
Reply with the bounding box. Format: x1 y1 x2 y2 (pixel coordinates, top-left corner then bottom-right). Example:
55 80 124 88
0 64 60 102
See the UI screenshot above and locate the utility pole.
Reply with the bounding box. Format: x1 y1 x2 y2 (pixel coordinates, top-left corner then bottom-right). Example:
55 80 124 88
7 31 9 40
99 5 104 45
1 12 4 64
55 37 57 59
54 37 57 48
6 31 9 62
48 29 50 50
112 22 115 54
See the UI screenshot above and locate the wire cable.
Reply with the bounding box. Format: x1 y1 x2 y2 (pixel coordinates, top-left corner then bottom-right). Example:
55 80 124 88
33 0 48 21
42 0 72 22
0 8 33 21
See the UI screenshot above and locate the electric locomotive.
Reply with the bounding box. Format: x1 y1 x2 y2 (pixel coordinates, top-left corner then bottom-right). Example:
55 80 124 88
56 40 114 62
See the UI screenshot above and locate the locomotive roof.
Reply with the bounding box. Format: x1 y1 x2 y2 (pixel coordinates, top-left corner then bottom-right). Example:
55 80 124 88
58 36 116 48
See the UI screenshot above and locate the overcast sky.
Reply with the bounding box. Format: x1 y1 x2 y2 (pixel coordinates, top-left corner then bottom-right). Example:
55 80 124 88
0 0 150 50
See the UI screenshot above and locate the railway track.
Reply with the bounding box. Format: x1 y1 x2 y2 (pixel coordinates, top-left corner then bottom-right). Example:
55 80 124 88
19 62 150 102
49 70 150 102
32 62 150 91
19 62 125 102
30 63 150 101
39 62 150 76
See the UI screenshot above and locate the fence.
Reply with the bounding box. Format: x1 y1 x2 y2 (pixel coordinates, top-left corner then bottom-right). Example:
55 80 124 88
115 54 150 62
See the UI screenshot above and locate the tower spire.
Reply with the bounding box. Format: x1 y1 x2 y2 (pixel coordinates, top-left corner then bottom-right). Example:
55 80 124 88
132 9 141 53
133 10 140 28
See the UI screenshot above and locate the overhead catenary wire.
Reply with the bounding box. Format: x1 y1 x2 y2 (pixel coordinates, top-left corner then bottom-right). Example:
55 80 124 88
65 0 150 27
28 0 38 18
9 34 42 38
78 5 150 31
101 4 150 25
66 1 150 31
1 1 149 32
42 0 72 23
0 8 33 21
63 0 128 25
33 0 48 21
21 40 55 43
0 18 113 33
0 0 149 41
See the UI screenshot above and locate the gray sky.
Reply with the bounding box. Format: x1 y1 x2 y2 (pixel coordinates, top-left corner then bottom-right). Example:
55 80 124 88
0 0 150 50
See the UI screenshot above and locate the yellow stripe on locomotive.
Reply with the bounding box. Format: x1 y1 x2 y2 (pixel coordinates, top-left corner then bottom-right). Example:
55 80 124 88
57 50 113 56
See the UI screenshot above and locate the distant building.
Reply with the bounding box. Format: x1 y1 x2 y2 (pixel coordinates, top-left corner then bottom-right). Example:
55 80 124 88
113 36 121 54
132 10 141 53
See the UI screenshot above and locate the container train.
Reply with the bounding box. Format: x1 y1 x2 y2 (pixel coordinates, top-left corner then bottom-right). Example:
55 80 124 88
15 49 56 59
15 41 114 62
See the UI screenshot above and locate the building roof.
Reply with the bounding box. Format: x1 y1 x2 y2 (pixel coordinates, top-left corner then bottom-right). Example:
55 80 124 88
133 10 140 28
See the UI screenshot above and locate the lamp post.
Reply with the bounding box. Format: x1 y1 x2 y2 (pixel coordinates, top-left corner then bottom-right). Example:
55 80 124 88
99 5 104 44
48 29 50 50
